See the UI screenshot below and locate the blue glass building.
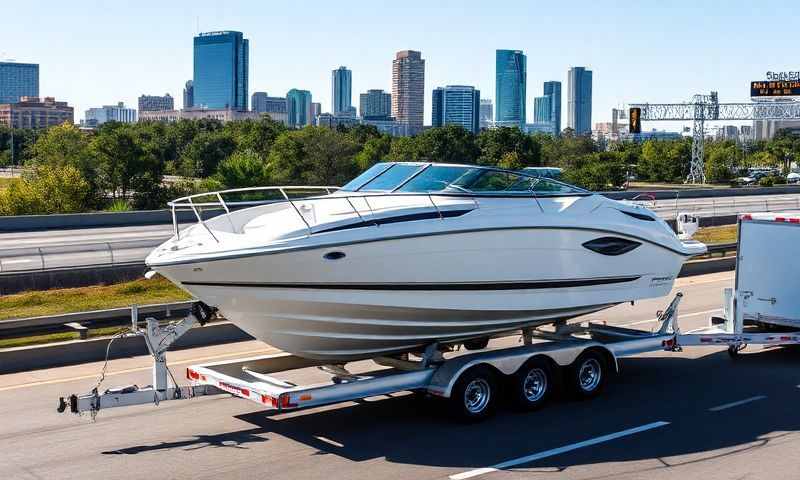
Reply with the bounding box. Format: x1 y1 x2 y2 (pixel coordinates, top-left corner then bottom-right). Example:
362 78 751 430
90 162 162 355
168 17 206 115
331 66 354 116
567 67 592 135
0 62 39 104
543 81 561 135
287 89 312 127
193 31 249 110
495 50 526 128
432 86 480 133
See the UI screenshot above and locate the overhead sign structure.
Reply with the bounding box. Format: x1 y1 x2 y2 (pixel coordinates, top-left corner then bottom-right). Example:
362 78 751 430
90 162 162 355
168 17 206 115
751 80 800 97
629 107 642 134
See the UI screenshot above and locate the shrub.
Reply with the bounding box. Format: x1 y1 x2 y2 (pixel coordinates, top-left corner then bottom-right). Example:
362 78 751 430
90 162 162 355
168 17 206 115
0 165 90 215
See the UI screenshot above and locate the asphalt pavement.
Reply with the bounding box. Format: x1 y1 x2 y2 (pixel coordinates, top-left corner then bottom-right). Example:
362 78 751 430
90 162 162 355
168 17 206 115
2 271 799 479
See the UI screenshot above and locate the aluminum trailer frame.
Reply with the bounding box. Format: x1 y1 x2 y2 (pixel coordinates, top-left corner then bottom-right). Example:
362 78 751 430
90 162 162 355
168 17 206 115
59 294 685 419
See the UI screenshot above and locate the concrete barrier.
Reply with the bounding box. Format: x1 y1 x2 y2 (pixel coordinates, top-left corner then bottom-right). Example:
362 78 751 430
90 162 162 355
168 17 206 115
0 208 224 233
0 263 147 295
0 322 254 374
604 185 800 201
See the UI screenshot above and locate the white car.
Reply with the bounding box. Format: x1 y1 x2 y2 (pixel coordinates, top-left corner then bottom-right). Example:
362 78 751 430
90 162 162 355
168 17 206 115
787 172 800 184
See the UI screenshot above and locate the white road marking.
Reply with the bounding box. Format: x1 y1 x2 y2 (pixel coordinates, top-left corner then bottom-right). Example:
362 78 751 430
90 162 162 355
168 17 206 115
314 436 344 448
619 308 723 327
708 395 766 412
0 347 277 392
448 421 671 480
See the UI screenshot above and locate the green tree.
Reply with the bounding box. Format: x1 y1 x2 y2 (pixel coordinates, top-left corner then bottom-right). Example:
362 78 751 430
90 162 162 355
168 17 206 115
217 149 269 187
0 165 90 215
477 127 540 167
178 130 237 177
223 116 287 158
385 136 421 162
354 135 392 171
415 125 479 164
267 127 360 186
562 151 626 191
90 123 163 199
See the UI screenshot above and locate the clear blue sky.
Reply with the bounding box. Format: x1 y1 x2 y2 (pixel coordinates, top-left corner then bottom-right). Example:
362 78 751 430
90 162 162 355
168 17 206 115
3 0 797 130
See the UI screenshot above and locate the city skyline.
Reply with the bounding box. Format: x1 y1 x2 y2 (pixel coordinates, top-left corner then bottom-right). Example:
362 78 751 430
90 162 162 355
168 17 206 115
2 1 798 130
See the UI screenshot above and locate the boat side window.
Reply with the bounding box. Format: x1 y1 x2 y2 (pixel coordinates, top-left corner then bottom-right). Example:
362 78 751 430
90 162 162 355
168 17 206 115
396 166 473 192
340 163 392 191
464 171 535 192
530 178 586 195
359 164 423 191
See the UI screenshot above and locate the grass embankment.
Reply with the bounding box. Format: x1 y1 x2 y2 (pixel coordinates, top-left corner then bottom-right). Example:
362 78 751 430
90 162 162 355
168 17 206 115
0 277 192 349
0 177 18 191
0 276 191 321
693 225 738 245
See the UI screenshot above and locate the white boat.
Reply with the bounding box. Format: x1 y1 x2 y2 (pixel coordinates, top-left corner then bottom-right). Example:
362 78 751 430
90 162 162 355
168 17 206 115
146 162 706 361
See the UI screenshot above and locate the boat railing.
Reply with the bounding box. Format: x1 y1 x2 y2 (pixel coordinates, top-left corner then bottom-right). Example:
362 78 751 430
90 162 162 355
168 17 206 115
168 186 531 242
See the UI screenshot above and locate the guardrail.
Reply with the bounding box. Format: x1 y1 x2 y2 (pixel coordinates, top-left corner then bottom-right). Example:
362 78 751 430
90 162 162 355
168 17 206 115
0 301 196 338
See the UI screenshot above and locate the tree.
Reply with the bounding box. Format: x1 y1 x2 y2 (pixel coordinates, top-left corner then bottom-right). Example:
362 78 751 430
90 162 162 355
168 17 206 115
354 135 392 171
477 127 540 167
29 123 93 175
562 152 626 191
267 127 360 186
415 125 479 164
0 165 90 215
178 130 237 178
385 136 421 162
90 123 163 199
217 149 269 187
223 116 287 158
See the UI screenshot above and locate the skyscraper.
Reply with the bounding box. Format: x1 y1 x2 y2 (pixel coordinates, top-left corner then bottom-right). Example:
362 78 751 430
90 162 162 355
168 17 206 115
193 31 249 110
0 62 39 104
533 96 552 124
359 89 391 120
311 102 321 125
331 66 354 116
495 50 526 128
251 92 287 114
431 86 480 134
479 99 493 129
183 80 194 109
286 89 312 127
567 67 592 135
391 50 425 133
543 81 561 135
138 94 174 112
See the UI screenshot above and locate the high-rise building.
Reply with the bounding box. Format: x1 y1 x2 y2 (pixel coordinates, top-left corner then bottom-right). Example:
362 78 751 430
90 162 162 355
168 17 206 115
479 99 493 129
138 94 174 112
286 89 312 127
567 67 592 135
543 81 561 135
0 96 73 129
311 102 321 125
431 86 480 134
495 50 526 128
359 89 392 120
250 92 288 121
391 50 425 133
533 96 552 124
183 80 194 109
0 62 39 104
84 102 136 126
331 66 354 117
193 31 249 110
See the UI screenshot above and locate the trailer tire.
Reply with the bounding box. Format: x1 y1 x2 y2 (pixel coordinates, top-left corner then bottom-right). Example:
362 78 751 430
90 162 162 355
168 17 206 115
511 357 553 411
450 365 498 422
568 350 607 399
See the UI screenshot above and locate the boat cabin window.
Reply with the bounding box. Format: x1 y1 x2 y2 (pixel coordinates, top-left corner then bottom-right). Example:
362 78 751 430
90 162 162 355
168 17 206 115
358 163 423 191
396 165 473 192
340 163 393 191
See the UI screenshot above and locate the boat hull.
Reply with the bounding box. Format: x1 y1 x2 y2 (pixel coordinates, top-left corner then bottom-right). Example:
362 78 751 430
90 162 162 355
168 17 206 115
153 228 686 361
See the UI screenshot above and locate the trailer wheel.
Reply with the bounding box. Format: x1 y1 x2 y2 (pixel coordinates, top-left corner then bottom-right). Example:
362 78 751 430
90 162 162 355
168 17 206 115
450 366 498 421
569 350 607 399
511 357 553 411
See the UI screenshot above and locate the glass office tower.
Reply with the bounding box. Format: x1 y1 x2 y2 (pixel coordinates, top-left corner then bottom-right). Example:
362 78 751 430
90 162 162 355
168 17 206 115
495 50 526 128
431 85 480 133
287 89 312 127
567 67 592 135
193 31 249 110
0 62 39 104
331 66 353 116
543 81 561 135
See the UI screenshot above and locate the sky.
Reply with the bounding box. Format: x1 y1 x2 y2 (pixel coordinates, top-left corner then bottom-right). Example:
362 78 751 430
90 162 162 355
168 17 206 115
3 0 798 131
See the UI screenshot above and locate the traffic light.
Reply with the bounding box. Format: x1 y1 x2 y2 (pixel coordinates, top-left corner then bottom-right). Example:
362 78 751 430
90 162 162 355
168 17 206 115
629 107 641 134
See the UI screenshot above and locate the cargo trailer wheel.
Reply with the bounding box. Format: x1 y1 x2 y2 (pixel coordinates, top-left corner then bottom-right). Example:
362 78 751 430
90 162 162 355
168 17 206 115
569 351 607 399
511 357 553 411
463 337 490 351
450 366 497 421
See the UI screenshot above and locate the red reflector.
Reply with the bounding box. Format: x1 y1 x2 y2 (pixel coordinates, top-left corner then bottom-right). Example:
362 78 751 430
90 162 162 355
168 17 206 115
279 394 297 409
741 214 752 220
299 394 313 401
775 217 785 222
790 218 800 223
240 388 250 397
187 369 199 380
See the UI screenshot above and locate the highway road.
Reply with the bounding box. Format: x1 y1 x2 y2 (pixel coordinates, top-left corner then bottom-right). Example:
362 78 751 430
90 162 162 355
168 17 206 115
2 271 799 479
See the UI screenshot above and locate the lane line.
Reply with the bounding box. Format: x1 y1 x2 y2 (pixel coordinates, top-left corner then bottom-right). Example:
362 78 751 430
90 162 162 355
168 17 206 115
448 421 671 480
314 436 344 448
619 308 723 327
0 347 277 392
708 395 766 412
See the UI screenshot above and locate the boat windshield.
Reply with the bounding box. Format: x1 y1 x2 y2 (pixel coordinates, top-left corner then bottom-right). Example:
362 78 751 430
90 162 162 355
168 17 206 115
340 163 587 195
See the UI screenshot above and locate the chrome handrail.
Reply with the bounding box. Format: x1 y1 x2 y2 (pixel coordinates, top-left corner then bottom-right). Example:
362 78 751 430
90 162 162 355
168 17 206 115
168 185 558 243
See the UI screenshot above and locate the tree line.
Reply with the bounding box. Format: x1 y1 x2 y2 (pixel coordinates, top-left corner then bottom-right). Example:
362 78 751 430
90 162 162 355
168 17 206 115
0 118 798 215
